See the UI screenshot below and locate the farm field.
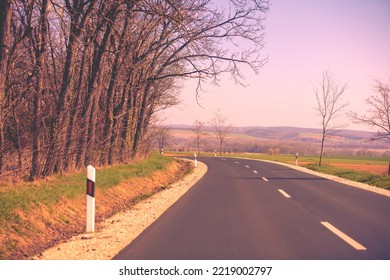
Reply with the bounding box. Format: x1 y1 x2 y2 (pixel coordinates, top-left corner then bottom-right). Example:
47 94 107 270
167 152 390 190
253 154 390 175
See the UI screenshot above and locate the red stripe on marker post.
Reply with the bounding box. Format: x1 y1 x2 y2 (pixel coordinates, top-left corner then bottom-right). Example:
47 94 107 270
86 179 95 197
86 165 96 233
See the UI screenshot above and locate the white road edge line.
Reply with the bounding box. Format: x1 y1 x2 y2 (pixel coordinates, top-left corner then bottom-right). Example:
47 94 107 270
278 189 291 198
261 177 269 182
320 221 367 251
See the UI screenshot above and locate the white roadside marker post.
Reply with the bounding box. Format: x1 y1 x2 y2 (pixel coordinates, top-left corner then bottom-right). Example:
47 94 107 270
86 165 96 233
295 152 299 166
194 153 198 167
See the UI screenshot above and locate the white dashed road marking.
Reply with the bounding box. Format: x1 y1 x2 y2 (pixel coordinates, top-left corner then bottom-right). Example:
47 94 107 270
261 177 269 182
278 189 291 198
320 222 367 250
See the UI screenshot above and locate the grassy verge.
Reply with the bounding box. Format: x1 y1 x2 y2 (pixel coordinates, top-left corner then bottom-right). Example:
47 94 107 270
0 153 180 259
0 154 172 224
304 163 390 190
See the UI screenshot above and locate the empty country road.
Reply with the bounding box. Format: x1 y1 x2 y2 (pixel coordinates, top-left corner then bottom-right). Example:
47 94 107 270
113 157 390 260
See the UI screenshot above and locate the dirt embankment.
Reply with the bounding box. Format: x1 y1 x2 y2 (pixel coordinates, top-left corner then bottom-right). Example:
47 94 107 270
1 159 192 260
34 160 207 260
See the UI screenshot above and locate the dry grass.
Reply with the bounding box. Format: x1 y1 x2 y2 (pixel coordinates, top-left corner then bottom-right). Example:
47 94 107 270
34 160 207 260
0 157 192 260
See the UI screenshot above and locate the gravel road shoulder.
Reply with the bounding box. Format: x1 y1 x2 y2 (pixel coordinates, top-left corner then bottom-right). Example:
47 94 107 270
33 160 207 260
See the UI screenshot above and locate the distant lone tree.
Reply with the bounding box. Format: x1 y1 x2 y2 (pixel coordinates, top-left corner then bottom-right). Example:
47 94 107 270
349 77 390 141
193 120 205 155
313 71 348 166
209 111 231 156
155 126 171 154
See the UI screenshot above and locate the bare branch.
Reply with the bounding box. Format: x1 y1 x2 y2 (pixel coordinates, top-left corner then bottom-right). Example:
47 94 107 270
349 78 390 141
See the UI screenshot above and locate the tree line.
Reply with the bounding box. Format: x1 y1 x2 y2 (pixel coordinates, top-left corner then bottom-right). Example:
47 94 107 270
0 0 269 179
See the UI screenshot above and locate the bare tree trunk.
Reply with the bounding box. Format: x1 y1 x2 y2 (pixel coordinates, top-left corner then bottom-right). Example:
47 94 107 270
0 0 13 174
319 123 326 166
63 40 88 170
76 13 116 168
43 0 96 176
43 19 80 175
120 79 138 162
0 126 4 174
11 98 22 170
85 94 99 165
30 0 48 180
102 16 129 164
107 80 126 164
132 82 152 158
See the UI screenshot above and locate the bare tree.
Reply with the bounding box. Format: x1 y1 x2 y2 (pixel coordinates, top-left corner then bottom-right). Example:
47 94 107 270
155 126 171 154
29 0 48 180
193 119 205 155
349 78 390 141
209 111 231 155
313 71 348 166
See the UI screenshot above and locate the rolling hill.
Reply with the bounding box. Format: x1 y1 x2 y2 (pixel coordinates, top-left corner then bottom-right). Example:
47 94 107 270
165 125 388 156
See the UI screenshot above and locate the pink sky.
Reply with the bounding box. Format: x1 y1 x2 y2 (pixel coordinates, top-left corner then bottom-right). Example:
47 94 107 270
163 0 390 131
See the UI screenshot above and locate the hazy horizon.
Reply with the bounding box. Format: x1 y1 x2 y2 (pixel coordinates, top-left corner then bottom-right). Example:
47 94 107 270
165 123 376 134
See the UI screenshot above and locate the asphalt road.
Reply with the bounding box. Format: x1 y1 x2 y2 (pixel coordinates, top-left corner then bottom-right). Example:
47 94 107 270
113 157 390 260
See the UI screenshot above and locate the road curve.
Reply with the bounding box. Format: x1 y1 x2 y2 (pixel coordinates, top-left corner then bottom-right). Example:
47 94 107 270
113 157 390 260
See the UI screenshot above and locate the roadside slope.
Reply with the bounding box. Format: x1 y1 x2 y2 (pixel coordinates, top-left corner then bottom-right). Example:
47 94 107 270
34 160 207 260
1 156 193 259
